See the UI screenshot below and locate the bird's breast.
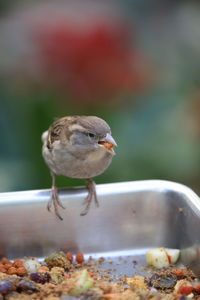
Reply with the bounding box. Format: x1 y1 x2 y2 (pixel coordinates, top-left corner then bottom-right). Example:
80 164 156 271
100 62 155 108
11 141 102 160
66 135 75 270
43 142 113 179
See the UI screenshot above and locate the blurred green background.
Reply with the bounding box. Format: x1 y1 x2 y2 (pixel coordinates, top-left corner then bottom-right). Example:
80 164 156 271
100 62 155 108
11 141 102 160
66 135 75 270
1 0 200 194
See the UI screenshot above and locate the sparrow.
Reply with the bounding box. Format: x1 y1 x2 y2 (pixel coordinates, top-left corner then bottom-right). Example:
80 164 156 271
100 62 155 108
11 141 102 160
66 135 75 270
42 116 117 220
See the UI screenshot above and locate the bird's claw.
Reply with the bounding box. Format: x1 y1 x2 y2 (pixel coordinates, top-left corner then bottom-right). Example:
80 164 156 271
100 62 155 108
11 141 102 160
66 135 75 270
80 179 99 216
47 187 65 220
47 198 53 212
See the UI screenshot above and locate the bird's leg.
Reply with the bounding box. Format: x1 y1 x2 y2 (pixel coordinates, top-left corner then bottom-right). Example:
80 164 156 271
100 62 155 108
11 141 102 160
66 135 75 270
80 179 99 216
47 172 65 220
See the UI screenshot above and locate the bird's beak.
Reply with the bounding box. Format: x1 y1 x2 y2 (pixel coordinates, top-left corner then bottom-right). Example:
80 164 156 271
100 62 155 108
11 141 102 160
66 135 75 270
98 133 117 153
105 133 117 147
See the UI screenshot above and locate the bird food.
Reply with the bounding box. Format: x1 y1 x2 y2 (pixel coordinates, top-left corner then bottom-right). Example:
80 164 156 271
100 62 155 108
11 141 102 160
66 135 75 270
0 251 199 300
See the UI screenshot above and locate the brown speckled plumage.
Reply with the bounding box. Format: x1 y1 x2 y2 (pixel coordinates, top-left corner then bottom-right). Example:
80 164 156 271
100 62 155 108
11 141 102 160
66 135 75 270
42 115 117 220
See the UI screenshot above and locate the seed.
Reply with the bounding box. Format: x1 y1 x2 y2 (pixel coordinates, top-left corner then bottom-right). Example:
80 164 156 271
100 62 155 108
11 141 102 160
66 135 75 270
13 259 24 268
66 252 73 263
0 266 6 273
4 263 13 270
76 253 84 264
1 258 10 265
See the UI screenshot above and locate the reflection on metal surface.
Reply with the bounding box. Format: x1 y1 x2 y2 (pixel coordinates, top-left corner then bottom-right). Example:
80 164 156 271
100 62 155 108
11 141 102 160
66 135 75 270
0 180 199 276
181 246 200 276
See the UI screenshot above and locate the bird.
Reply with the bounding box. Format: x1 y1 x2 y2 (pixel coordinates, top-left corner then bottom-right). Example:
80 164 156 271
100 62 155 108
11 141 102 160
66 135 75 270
42 116 117 220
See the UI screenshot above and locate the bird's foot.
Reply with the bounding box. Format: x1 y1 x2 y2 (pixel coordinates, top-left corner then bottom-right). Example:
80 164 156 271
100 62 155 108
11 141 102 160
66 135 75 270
47 186 65 220
80 179 99 216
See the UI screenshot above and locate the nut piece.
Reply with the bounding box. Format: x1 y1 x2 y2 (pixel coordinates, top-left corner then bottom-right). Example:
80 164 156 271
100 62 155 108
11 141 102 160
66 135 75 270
127 275 148 291
76 253 84 264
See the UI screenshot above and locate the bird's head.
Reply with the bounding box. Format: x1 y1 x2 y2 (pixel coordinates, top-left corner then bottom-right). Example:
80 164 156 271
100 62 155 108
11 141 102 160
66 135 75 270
68 116 117 155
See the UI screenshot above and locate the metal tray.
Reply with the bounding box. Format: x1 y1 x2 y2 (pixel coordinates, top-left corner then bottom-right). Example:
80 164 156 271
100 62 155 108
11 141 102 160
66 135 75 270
0 180 200 277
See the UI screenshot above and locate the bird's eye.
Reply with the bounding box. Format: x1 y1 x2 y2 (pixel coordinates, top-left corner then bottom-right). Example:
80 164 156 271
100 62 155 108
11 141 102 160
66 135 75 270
88 132 95 138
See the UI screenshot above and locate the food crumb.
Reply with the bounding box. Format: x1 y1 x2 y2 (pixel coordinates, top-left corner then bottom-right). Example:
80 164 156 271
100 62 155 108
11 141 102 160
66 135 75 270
179 207 184 213
0 253 198 300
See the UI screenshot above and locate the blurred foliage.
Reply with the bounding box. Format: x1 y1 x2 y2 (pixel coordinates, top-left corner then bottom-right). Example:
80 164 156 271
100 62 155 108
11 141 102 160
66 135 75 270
1 0 200 195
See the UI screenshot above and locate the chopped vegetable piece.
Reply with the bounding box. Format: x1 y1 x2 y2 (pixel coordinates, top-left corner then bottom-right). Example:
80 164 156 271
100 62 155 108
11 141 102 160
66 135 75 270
45 252 71 270
24 258 41 273
146 248 180 268
69 269 94 296
178 285 193 296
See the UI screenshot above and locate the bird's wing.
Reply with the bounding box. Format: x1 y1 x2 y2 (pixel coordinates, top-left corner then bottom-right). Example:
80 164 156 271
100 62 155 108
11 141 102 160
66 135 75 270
41 130 48 143
47 117 69 150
